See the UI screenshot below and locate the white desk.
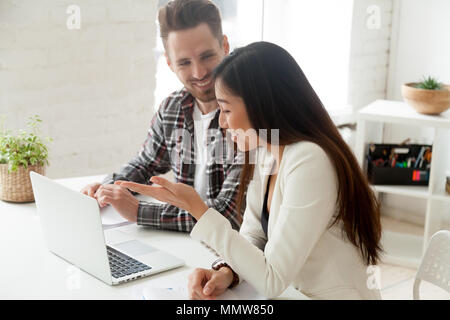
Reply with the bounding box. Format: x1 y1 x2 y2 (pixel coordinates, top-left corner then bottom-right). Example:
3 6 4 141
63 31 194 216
0 175 305 300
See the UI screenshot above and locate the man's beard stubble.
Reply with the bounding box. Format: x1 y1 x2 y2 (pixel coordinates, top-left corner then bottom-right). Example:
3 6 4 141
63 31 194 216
191 87 216 104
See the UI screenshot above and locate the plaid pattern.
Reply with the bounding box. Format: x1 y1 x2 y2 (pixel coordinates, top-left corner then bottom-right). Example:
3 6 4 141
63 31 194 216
103 88 244 232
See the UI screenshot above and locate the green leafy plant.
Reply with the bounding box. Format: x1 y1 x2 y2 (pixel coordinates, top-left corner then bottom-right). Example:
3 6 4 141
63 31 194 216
0 115 52 173
415 76 444 90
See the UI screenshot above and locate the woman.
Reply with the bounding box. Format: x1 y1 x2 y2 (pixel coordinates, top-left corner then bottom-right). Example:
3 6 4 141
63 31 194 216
116 42 383 300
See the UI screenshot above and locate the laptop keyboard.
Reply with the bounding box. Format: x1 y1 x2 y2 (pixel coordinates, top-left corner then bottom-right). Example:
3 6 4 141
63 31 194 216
107 246 151 279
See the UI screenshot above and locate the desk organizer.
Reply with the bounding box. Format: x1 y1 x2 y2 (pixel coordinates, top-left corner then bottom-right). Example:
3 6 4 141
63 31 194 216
366 143 432 186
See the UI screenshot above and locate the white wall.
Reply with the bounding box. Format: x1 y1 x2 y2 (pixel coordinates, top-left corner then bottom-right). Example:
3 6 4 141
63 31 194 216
347 0 393 113
384 0 450 225
0 0 158 179
387 0 450 100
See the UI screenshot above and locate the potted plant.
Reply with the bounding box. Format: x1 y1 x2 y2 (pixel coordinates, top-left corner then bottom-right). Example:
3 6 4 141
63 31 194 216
0 115 52 202
402 76 450 115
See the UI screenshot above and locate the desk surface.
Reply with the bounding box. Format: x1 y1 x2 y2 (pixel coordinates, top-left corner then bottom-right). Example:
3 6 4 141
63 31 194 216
0 175 305 300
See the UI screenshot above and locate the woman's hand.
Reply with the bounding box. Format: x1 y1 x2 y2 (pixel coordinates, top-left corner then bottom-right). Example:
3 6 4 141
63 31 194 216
114 177 209 220
188 267 234 300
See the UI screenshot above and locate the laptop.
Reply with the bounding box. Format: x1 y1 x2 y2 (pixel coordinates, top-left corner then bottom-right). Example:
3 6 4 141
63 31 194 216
30 172 185 285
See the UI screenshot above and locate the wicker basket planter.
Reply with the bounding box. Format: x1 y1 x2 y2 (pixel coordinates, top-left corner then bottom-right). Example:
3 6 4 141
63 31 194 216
0 164 45 203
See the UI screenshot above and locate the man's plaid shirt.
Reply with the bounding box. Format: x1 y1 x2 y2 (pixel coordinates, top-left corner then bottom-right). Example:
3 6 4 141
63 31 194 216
103 88 244 232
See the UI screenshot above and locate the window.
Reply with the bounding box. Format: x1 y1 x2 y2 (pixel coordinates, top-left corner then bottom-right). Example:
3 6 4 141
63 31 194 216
153 0 353 116
263 0 354 115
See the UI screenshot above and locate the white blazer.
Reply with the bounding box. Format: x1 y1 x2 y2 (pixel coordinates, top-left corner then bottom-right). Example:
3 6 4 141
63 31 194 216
191 141 382 300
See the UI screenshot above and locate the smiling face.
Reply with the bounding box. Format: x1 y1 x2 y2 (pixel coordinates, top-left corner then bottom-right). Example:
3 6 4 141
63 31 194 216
215 80 259 152
165 23 229 104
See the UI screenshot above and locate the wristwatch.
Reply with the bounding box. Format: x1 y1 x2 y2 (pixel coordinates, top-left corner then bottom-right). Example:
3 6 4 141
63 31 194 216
211 258 239 288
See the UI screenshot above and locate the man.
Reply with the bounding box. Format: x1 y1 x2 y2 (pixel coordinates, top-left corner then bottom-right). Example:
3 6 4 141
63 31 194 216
81 0 243 232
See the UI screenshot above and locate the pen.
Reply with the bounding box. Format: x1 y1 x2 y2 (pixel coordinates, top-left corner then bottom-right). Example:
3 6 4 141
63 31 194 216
415 147 425 169
391 154 397 168
419 147 431 169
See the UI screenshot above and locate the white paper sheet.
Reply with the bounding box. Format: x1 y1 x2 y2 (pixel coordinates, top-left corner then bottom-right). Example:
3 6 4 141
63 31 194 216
100 205 133 230
141 281 266 300
100 194 160 230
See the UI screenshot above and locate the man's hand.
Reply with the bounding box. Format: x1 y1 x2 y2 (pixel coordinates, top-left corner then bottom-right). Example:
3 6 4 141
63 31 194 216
93 184 139 222
80 182 102 199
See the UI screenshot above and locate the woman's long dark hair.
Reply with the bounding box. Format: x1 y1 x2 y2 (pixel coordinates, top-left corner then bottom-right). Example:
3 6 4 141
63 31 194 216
213 42 382 266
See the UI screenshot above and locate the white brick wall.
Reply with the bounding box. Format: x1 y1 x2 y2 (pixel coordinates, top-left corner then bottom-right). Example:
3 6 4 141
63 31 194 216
0 0 158 179
347 0 393 113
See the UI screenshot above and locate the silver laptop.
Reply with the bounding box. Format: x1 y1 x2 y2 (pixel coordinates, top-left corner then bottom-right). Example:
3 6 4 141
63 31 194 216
30 172 184 285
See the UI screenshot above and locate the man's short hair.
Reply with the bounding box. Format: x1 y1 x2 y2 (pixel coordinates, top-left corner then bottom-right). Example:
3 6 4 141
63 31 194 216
158 0 223 49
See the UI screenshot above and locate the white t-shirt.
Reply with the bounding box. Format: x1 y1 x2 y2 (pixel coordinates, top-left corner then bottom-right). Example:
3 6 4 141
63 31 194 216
192 102 217 201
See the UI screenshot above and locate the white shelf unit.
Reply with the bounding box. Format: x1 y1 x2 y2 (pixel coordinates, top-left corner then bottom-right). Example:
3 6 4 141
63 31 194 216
355 100 450 268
